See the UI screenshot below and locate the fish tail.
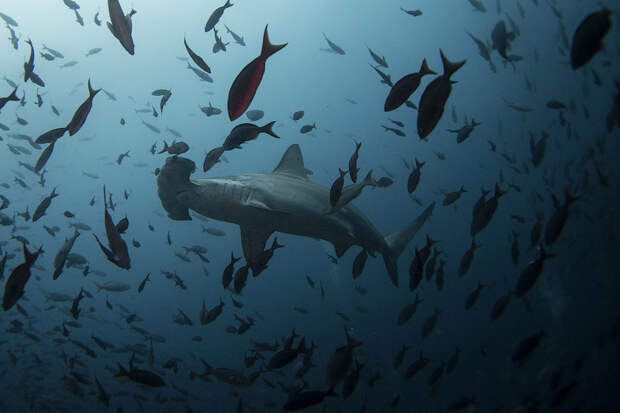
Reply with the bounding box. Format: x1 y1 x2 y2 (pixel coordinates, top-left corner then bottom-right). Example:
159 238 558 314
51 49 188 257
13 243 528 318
224 0 233 7
158 141 168 154
363 170 377 187
415 158 425 169
260 25 287 59
383 203 435 286
8 87 19 101
260 121 279 139
419 58 436 76
439 49 466 78
87 79 101 97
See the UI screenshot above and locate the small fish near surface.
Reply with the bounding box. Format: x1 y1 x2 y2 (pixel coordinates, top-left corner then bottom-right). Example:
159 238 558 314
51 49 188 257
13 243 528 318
228 25 286 121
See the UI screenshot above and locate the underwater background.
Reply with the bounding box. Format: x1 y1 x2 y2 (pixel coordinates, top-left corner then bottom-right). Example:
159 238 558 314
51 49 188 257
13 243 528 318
1 0 619 411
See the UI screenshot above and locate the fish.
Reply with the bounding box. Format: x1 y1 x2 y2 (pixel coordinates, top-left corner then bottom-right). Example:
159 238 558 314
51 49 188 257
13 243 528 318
448 118 481 143
469 0 487 12
158 144 434 287
300 123 316 134
204 0 232 32
200 102 221 116
66 79 100 136
326 328 361 387
246 109 264 121
366 44 388 68
348 141 362 183
34 141 56 173
86 47 102 57
33 187 59 222
95 281 131 292
417 50 466 139
397 295 423 326
385 59 435 111
321 32 345 55
0 11 18 26
183 38 211 73
514 245 554 301
544 189 578 245
0 88 19 111
53 230 80 280
94 12 101 26
329 168 347 207
400 7 422 16
228 25 286 120
512 331 545 362
3 243 43 311
158 141 189 155
327 171 377 215
107 0 136 55
570 9 612 69
42 44 64 58
442 186 466 206
141 120 160 133
465 281 487 309
370 64 392 86
458 239 479 276
60 60 78 68
224 24 245 46
187 61 213 82
93 186 131 269
115 356 164 387
74 10 84 26
292 110 304 121
382 125 405 136
222 121 279 150
70 288 84 319
491 20 515 62
407 159 424 194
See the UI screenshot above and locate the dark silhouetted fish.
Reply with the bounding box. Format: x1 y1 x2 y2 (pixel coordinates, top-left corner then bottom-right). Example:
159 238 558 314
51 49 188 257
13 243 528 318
223 121 279 150
93 186 131 269
385 59 435 111
417 50 466 139
184 37 211 73
570 9 612 69
0 88 19 111
66 79 100 136
3 243 43 311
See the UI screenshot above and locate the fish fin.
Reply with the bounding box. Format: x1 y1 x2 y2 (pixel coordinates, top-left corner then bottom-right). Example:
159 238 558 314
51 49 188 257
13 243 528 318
439 49 466 78
157 156 196 220
419 58 436 76
272 144 309 180
260 25 287 59
240 226 272 268
93 234 115 262
260 121 279 139
383 203 435 286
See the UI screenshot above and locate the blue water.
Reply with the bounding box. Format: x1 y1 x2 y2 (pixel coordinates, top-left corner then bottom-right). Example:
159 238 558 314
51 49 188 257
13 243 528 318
1 0 619 411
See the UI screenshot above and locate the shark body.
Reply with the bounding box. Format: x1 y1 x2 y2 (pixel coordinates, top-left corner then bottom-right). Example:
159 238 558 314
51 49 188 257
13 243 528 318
157 144 434 286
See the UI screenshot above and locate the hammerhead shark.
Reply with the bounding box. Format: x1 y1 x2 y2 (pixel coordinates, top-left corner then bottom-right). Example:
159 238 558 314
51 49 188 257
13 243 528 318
157 144 434 286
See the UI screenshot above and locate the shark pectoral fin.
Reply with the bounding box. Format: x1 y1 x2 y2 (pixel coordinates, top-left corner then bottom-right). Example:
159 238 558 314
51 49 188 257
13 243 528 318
240 226 273 267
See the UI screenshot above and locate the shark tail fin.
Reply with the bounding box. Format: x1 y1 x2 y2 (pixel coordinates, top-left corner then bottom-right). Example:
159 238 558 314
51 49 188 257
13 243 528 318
382 203 435 286
156 156 197 220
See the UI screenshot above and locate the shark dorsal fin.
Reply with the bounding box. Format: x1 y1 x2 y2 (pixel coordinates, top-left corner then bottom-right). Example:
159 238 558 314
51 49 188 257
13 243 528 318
273 144 308 179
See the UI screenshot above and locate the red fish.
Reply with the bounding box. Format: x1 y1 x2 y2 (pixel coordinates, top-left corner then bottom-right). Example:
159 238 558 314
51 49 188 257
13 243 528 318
227 25 286 121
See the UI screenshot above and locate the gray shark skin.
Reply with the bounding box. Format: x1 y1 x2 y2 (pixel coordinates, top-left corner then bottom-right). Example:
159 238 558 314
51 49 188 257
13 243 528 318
157 144 434 286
